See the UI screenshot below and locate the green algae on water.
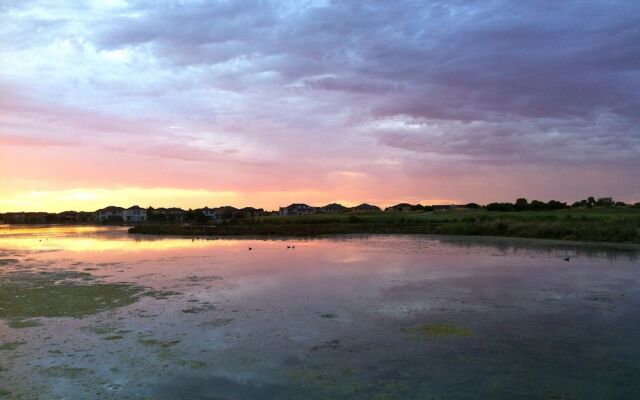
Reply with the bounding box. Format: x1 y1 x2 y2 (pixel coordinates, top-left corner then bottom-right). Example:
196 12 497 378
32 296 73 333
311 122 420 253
0 270 145 319
0 341 26 351
401 323 473 338
138 338 180 348
81 324 123 335
199 318 233 327
319 313 337 319
103 335 124 340
40 364 88 379
7 318 42 329
291 366 363 398
145 290 182 299
177 359 207 369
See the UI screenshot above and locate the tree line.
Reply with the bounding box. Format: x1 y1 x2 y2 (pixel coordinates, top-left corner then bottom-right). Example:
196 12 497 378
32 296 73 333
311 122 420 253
485 197 639 212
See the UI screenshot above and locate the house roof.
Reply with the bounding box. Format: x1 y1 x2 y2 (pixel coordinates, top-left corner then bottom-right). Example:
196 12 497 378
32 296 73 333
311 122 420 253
127 205 145 211
98 206 125 212
216 206 239 212
388 203 413 209
155 207 185 213
322 203 346 209
285 203 312 208
353 203 381 210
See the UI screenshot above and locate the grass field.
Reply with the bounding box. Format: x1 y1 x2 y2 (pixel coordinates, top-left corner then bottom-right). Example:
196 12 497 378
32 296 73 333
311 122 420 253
129 207 640 245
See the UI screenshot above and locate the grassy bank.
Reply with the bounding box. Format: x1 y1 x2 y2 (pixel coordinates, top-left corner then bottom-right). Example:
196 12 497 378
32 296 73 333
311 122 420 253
129 207 640 244
129 208 640 244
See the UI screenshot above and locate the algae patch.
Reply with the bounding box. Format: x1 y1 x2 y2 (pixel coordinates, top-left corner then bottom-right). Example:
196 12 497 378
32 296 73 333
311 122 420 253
198 318 233 327
401 323 473 338
319 313 337 319
7 318 42 329
181 301 216 314
0 270 146 319
177 359 207 369
138 338 181 348
39 364 88 379
145 290 181 300
0 341 26 351
103 335 124 340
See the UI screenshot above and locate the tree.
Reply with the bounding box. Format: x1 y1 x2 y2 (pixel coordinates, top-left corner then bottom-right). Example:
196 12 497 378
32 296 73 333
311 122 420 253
596 197 614 207
514 198 528 211
545 200 567 210
486 202 514 211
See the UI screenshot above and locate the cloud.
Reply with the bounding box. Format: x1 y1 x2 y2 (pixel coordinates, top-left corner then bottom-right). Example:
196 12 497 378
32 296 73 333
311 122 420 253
0 0 639 206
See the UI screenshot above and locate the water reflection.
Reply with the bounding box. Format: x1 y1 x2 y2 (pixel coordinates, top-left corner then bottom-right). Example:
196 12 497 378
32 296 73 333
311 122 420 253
0 226 639 399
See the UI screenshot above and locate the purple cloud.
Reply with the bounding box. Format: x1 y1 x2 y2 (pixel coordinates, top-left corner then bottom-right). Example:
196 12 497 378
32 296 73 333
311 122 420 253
1 0 639 202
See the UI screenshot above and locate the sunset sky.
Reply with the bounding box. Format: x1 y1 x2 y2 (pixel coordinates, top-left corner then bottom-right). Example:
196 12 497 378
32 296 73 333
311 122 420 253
1 1 639 212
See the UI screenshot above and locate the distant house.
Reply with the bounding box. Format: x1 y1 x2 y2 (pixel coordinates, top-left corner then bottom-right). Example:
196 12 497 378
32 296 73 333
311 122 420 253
0 212 50 223
97 206 125 222
240 207 264 218
123 205 147 223
199 207 220 221
2 212 26 223
320 203 347 213
352 203 381 213
58 211 79 223
153 207 186 222
279 203 316 216
77 211 97 223
216 206 240 219
432 204 456 211
385 203 413 212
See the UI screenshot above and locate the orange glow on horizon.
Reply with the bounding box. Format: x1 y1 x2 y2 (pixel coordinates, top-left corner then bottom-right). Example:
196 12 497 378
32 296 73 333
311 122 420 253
0 187 462 213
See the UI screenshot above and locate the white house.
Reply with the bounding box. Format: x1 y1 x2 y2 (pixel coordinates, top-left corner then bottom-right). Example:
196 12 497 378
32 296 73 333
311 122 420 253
97 206 125 222
122 205 147 223
199 207 220 221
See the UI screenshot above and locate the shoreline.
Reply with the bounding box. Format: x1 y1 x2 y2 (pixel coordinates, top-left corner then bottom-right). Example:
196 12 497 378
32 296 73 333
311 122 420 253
128 217 640 249
128 230 640 252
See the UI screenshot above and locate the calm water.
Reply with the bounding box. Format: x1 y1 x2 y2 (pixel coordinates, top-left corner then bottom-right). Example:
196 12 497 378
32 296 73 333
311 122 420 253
1 226 639 399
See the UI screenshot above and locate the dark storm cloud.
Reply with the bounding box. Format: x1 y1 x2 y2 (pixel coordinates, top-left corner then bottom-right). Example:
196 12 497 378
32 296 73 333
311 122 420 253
2 0 639 171
89 1 640 154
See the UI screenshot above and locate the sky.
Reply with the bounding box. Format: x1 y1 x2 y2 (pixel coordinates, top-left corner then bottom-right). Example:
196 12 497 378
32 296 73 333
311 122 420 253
1 0 639 212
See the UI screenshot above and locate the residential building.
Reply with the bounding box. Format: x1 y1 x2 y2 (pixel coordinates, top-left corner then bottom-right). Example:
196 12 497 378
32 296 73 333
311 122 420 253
58 211 79 223
97 206 125 222
240 207 264 218
352 203 381 212
432 204 456 211
320 203 348 213
152 207 186 222
279 203 316 216
123 206 147 223
385 203 413 212
197 207 220 221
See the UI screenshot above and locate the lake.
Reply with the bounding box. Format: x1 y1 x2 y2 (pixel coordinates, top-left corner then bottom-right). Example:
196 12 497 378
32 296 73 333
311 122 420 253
0 226 639 399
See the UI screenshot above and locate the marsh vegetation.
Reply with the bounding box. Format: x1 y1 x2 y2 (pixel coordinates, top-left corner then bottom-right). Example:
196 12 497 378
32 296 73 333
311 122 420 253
131 207 640 244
